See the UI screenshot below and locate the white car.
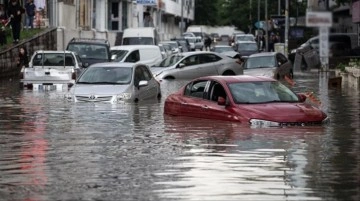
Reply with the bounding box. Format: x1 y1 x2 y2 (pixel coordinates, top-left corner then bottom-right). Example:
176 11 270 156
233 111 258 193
151 51 243 80
65 62 161 103
20 50 82 90
110 45 163 67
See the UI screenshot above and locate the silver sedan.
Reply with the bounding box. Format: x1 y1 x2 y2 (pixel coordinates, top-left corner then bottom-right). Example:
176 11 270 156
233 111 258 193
65 62 161 103
151 51 243 80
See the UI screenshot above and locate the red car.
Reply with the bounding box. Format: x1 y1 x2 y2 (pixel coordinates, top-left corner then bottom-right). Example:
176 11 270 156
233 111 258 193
164 75 329 127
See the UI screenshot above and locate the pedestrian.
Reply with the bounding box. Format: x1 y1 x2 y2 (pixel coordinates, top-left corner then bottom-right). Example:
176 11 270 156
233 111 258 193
7 0 25 44
25 0 36 29
17 46 29 69
0 4 8 46
204 36 212 51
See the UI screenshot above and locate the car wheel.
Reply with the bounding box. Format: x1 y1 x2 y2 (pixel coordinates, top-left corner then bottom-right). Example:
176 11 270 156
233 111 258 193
222 71 235 76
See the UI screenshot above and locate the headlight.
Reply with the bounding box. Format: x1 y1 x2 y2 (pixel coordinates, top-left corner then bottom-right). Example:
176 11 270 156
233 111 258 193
250 119 280 127
117 93 132 101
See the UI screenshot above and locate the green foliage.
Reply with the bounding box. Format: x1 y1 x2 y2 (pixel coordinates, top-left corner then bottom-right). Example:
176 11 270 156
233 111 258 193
194 0 220 26
337 63 346 72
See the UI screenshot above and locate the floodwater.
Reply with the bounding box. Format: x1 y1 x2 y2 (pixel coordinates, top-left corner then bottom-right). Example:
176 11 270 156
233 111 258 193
0 71 359 201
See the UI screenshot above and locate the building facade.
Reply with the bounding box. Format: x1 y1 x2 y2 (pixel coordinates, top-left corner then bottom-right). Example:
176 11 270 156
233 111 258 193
51 0 195 50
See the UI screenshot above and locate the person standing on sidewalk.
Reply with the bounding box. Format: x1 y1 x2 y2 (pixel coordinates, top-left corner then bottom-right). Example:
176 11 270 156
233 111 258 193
25 0 36 29
7 0 25 44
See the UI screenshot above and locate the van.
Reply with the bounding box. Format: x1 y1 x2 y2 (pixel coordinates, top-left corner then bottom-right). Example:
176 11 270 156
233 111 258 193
110 45 163 67
122 27 160 45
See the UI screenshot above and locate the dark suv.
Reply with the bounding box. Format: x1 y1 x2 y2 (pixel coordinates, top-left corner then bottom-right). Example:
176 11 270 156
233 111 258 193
66 38 111 67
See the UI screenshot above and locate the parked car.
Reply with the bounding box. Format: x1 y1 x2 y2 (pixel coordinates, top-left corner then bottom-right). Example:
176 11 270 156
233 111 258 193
243 52 293 80
210 45 241 59
20 50 82 89
66 38 111 67
160 41 181 54
288 33 355 63
158 44 172 59
185 36 203 51
110 45 163 67
122 27 160 45
151 51 243 80
171 37 191 52
65 62 161 103
234 41 259 57
164 75 328 126
210 33 220 42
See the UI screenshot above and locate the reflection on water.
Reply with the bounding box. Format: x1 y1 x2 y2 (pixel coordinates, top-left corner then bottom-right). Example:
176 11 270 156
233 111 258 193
0 73 359 201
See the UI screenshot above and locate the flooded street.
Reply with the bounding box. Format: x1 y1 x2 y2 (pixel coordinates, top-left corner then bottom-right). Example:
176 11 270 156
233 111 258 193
0 71 359 201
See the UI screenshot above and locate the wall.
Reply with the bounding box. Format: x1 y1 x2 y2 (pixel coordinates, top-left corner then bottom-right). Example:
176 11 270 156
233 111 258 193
0 28 58 78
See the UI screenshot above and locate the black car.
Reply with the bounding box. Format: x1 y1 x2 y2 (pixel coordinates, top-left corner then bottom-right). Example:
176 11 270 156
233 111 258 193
66 38 111 67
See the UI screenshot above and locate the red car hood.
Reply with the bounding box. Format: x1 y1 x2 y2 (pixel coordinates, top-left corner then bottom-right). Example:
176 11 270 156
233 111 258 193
237 102 326 123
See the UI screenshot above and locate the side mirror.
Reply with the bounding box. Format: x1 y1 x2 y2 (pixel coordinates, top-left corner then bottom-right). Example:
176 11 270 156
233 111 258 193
297 93 307 102
138 80 148 87
217 96 227 106
177 63 185 68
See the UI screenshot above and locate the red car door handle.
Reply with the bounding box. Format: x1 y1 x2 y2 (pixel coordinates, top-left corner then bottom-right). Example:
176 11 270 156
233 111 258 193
202 105 209 109
181 102 187 105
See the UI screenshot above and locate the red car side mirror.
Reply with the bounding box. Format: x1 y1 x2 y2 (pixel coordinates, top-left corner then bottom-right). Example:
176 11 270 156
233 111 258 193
297 93 307 102
217 97 226 105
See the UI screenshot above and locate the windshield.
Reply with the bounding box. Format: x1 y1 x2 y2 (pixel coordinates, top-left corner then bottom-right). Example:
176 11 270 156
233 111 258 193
111 50 129 62
238 43 258 51
78 67 132 84
67 44 109 60
32 53 75 66
229 81 299 104
245 56 275 68
123 37 154 45
157 55 184 67
213 46 233 53
236 35 255 41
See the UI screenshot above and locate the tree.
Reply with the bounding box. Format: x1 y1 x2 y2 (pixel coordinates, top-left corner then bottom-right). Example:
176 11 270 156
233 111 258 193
194 0 220 26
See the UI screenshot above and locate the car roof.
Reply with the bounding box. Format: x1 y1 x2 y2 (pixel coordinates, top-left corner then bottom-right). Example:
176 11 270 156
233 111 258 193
196 75 276 84
248 52 277 57
177 51 222 57
68 38 109 45
214 45 232 48
236 41 257 44
111 45 160 51
34 50 75 54
88 62 145 68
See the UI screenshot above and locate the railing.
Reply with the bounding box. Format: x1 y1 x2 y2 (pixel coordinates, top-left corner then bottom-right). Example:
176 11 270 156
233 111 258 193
0 28 57 79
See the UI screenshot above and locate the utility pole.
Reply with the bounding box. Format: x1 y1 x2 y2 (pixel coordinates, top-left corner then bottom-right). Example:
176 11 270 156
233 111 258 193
278 0 281 15
249 0 252 34
285 0 289 57
180 0 184 35
265 0 268 52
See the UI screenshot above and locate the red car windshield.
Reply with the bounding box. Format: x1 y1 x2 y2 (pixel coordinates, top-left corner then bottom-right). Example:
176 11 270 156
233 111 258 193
228 81 299 104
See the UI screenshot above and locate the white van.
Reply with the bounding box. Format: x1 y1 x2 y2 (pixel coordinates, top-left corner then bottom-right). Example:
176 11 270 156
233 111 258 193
122 27 160 45
110 45 163 67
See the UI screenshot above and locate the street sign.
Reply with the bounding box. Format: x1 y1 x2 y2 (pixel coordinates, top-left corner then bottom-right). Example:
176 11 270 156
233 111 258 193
306 11 332 27
136 0 157 5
